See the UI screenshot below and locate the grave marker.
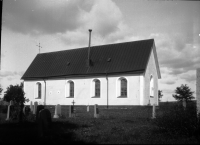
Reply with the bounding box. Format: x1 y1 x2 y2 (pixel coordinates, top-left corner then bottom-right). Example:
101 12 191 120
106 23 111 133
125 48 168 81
53 104 59 118
94 104 99 118
38 108 52 137
5 100 13 121
87 104 89 112
152 104 156 119
33 101 38 114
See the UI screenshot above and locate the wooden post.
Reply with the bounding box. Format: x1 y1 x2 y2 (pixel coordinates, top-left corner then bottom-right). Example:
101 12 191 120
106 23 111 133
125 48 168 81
53 104 59 118
33 102 38 115
152 104 156 119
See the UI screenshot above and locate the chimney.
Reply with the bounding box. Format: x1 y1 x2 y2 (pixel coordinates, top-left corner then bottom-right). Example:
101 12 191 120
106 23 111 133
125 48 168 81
87 29 92 67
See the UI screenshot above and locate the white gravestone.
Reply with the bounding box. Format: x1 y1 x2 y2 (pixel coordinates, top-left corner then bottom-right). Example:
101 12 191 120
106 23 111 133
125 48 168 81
53 105 59 118
33 102 38 115
94 104 99 118
5 100 13 121
87 105 89 112
57 104 61 116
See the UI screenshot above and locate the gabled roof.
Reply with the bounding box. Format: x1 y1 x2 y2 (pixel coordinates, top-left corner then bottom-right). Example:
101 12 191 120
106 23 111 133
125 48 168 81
21 39 161 80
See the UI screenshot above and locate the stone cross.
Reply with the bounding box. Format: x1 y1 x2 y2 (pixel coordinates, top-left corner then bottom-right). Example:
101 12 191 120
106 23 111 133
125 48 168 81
72 100 75 106
69 105 74 117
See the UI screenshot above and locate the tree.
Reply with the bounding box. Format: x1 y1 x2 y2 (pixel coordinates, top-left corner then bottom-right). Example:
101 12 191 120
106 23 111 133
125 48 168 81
0 84 3 95
3 83 25 104
158 90 163 102
172 84 194 102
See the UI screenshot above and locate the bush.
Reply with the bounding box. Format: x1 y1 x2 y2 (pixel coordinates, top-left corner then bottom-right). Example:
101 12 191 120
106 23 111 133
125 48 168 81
0 105 8 114
155 101 198 136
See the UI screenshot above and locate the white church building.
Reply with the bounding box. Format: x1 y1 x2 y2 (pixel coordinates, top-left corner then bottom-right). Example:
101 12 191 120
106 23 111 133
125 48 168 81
22 38 161 106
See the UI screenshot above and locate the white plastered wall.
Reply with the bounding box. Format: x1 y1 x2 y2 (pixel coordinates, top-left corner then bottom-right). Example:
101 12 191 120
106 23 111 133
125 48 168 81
143 46 159 105
24 74 141 106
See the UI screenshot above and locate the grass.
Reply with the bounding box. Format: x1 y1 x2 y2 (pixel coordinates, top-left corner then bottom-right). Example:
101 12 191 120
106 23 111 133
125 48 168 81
0 102 199 144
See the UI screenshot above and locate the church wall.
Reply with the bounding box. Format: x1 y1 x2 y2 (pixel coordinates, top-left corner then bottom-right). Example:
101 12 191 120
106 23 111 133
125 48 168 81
24 74 141 106
143 45 159 106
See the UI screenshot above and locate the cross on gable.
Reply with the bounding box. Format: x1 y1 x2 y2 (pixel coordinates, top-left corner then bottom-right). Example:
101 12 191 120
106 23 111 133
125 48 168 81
72 100 75 106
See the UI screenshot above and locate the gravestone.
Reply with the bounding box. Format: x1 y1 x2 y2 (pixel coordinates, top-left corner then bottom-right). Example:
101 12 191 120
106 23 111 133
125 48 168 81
5 100 13 121
30 101 33 112
33 101 38 115
38 108 52 137
87 104 89 112
36 105 45 122
197 68 200 116
94 104 99 118
152 104 156 119
57 104 61 116
53 104 59 118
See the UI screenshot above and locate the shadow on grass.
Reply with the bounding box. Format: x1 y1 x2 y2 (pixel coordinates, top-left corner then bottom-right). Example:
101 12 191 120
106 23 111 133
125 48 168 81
0 120 96 144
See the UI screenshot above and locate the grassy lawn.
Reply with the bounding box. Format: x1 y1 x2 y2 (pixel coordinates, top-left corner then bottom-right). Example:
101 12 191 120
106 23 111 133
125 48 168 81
0 102 199 144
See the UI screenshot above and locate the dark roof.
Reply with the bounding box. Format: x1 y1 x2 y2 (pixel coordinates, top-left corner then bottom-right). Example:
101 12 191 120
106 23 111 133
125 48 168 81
22 39 159 80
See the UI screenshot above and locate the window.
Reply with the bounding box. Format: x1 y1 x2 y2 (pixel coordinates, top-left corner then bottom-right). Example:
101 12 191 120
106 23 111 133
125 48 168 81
69 81 74 97
66 81 74 98
150 75 154 98
95 80 100 97
121 78 127 97
92 79 100 98
36 82 42 99
117 77 127 98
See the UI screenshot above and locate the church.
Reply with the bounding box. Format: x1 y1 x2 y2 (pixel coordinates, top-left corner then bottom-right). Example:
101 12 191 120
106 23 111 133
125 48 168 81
21 35 161 106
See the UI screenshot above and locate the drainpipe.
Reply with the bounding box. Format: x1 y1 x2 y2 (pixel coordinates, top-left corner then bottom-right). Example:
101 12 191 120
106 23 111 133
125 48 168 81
43 79 46 106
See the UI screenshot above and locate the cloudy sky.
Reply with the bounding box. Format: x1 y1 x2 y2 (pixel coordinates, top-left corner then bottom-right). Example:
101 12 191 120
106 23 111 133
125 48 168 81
1 0 200 101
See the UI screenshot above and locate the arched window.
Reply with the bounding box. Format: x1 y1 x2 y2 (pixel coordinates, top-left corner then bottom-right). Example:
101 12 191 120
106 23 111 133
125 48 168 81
150 75 154 98
36 82 42 99
117 77 128 98
69 81 74 97
121 78 127 97
91 79 100 98
95 79 100 97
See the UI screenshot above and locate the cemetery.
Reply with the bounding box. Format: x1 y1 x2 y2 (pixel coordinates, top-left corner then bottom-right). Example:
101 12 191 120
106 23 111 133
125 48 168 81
0 100 199 144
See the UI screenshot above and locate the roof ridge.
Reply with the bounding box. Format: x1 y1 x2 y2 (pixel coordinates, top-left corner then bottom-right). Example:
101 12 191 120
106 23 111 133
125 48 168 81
39 39 154 55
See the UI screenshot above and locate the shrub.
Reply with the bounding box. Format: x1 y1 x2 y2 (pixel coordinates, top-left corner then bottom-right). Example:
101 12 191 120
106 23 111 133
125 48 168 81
155 101 198 136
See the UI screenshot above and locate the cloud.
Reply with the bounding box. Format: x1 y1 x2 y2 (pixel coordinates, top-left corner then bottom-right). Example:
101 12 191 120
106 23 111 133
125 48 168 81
0 70 24 77
79 0 123 37
151 33 200 77
3 0 92 35
180 72 196 83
